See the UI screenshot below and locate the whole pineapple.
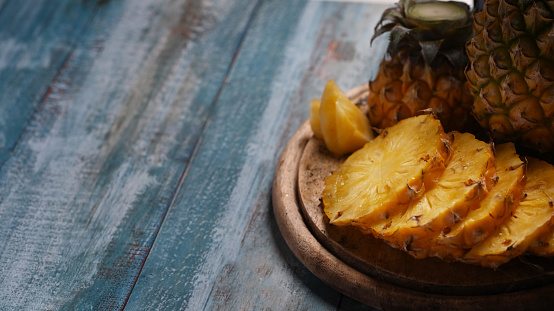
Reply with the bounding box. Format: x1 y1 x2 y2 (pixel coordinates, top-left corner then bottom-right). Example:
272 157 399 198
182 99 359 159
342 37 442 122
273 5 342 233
368 0 475 132
466 0 554 153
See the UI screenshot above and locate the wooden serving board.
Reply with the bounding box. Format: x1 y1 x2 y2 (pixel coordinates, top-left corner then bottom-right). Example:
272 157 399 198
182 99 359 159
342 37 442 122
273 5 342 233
272 85 554 310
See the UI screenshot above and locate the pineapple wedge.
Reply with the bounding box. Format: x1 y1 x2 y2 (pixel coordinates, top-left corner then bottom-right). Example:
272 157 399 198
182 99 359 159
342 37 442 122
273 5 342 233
463 158 554 268
432 143 526 259
323 115 451 228
309 99 324 140
370 132 496 259
318 80 373 155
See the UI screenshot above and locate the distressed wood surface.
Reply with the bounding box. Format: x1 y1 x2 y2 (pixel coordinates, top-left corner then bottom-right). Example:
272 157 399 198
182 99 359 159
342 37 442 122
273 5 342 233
126 1 389 309
0 0 99 165
0 0 388 310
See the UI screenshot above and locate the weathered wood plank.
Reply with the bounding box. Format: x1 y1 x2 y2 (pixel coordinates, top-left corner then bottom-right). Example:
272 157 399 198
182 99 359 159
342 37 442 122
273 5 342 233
0 0 257 309
0 0 100 166
126 1 388 310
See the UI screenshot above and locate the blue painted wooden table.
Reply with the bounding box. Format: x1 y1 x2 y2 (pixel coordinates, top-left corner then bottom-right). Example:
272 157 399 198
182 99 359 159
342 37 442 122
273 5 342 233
0 0 392 309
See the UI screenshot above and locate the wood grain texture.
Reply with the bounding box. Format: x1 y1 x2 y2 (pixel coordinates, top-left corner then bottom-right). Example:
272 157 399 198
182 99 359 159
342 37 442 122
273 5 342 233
0 0 255 309
126 1 388 310
0 0 99 166
0 0 393 310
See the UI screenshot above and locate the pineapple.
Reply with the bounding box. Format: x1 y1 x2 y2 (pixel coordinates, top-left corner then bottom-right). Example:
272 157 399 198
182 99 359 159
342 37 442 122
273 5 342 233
323 115 451 228
465 0 554 153
463 157 554 268
431 143 527 259
369 132 496 259
313 80 374 155
367 0 474 132
528 226 554 256
309 99 324 140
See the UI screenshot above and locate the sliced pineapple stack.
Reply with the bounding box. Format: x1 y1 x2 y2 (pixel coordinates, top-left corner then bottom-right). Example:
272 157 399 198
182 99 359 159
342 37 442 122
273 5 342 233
368 132 496 259
462 158 554 268
319 113 554 268
431 143 527 260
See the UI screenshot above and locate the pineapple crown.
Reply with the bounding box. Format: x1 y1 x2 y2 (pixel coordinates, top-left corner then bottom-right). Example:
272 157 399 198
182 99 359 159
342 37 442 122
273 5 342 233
372 0 473 67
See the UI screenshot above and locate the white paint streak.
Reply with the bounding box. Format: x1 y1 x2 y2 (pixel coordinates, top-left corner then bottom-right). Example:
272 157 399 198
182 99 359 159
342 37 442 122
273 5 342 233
0 0 176 309
0 37 57 69
185 4 321 310
0 117 6 149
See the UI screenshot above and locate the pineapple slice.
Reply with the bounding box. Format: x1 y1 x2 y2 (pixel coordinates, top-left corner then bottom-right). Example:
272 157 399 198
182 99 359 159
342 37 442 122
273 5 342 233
370 132 496 259
323 115 451 228
528 226 554 257
432 143 526 259
318 80 373 155
463 158 554 268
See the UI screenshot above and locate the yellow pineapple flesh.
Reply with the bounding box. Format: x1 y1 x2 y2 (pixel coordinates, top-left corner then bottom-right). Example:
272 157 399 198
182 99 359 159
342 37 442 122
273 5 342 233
323 115 451 228
433 143 526 258
317 80 373 155
309 99 324 140
463 158 554 268
528 226 554 257
369 132 496 259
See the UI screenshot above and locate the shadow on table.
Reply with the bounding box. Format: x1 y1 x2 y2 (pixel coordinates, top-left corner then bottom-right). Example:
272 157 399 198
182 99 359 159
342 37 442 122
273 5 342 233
268 194 379 311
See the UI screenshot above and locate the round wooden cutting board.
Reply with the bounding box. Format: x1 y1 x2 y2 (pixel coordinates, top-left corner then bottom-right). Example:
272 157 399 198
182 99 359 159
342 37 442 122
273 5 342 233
272 85 554 310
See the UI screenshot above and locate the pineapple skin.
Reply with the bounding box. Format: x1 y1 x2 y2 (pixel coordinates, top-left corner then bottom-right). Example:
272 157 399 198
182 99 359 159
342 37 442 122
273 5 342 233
465 0 554 153
368 52 474 132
